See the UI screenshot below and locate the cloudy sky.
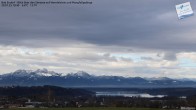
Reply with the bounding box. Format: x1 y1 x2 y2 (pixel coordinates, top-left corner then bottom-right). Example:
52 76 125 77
0 0 196 78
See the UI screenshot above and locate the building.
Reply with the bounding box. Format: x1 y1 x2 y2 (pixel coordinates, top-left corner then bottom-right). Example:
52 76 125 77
181 107 195 110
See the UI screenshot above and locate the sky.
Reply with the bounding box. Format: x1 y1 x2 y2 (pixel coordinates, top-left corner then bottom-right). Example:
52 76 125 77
0 0 196 78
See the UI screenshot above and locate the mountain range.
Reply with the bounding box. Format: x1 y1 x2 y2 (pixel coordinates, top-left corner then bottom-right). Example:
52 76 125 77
0 69 196 87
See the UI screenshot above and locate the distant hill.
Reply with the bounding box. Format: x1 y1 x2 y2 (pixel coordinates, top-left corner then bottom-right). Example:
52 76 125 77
0 85 94 97
0 69 196 87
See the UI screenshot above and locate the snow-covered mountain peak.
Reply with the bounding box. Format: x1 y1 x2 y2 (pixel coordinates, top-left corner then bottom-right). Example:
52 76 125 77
34 68 62 77
76 71 90 77
67 71 91 78
14 69 32 73
11 69 33 77
10 69 62 77
35 68 48 73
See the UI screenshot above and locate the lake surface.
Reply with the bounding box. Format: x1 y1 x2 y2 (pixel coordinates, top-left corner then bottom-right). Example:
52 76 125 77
96 91 166 98
85 87 194 98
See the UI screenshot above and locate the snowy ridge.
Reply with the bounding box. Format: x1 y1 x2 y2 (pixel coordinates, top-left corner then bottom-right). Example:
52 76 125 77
66 71 92 78
0 69 196 87
8 68 62 77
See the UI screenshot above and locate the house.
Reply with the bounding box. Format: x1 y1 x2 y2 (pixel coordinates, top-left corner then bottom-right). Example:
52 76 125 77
181 107 195 110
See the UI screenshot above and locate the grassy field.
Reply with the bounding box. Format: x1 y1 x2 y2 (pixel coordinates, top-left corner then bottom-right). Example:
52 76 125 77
11 107 177 110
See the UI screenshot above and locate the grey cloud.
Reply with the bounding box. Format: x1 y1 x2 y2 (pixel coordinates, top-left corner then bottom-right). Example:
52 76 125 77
164 52 177 61
0 0 196 52
119 57 132 62
141 57 154 61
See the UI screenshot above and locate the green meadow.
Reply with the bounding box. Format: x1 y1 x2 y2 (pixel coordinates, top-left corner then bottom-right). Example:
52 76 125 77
11 107 177 110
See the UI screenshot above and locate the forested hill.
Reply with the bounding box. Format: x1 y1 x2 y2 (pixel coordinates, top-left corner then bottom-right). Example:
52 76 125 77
0 85 95 97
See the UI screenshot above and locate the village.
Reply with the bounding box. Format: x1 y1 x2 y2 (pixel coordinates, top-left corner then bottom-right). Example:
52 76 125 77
0 94 196 110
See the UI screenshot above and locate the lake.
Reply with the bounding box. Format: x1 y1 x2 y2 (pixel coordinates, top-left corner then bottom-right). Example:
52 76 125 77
96 91 166 98
85 87 194 98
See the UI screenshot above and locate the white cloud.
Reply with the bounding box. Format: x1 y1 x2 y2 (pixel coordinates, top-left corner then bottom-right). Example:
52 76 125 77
0 44 195 78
